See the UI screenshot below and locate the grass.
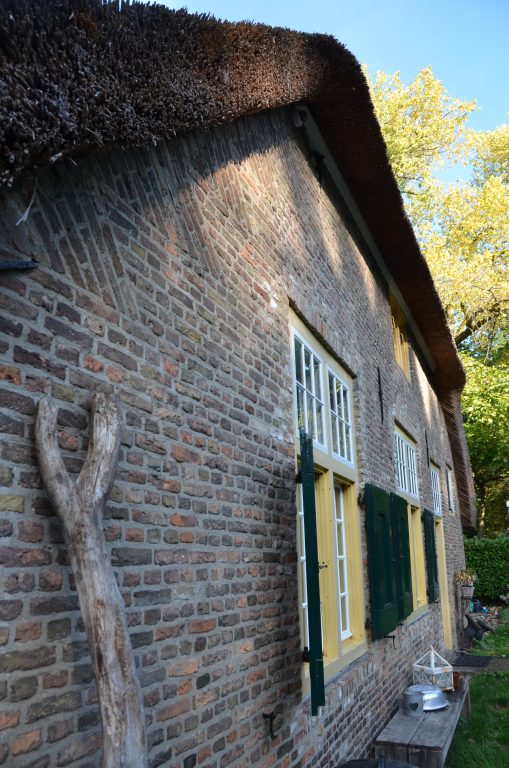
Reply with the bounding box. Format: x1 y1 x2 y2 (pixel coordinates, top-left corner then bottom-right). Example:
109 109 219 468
471 607 509 657
445 671 509 768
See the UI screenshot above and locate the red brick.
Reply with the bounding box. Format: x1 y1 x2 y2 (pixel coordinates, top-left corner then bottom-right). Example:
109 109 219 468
11 729 42 755
43 671 68 688
0 365 21 384
0 710 19 730
170 659 200 676
83 355 104 372
15 622 42 643
188 619 216 633
18 521 44 543
157 697 191 721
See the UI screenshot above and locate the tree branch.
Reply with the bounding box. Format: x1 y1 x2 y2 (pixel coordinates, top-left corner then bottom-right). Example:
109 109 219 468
35 393 146 768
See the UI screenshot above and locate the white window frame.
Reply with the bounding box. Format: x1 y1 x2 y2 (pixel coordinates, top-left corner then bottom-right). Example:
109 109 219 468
290 312 364 682
394 429 419 499
296 485 310 648
327 368 354 466
292 329 326 450
333 482 352 640
431 465 442 516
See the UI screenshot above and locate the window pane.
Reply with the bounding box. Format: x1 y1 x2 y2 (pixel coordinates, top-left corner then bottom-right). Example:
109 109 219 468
307 392 315 438
328 371 335 412
297 385 305 431
341 597 349 634
342 387 350 424
304 347 312 391
339 562 346 593
313 356 322 400
345 426 352 462
294 338 303 383
336 379 343 418
339 422 346 457
315 401 324 444
332 419 339 454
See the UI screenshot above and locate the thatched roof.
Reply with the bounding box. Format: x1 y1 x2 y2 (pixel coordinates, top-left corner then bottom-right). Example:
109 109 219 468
0 0 475 525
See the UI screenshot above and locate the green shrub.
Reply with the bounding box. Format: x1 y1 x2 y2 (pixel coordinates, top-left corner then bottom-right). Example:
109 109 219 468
464 537 509 600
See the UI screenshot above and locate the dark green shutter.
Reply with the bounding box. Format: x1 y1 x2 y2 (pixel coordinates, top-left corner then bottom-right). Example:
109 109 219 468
299 431 325 715
365 484 399 639
423 509 440 603
390 493 413 620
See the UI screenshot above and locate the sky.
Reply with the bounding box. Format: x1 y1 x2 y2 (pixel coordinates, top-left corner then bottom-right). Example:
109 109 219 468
158 0 509 133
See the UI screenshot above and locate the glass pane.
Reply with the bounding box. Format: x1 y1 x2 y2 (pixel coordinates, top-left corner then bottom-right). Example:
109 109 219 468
294 338 303 383
328 371 335 412
339 421 346 457
331 417 339 454
296 385 305 431
336 379 343 418
341 597 348 633
307 392 315 438
345 426 352 462
335 486 343 522
337 524 344 557
339 561 346 593
313 356 321 400
342 387 350 424
304 347 312 391
315 401 323 444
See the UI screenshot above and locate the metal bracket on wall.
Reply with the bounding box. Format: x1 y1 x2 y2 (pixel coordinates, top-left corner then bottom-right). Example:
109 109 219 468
262 711 276 740
383 634 397 649
0 258 39 271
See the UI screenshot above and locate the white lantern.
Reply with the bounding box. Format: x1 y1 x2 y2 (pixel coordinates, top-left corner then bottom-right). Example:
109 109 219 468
412 647 453 691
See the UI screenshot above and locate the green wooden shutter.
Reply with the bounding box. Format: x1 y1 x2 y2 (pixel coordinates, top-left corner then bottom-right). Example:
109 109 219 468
423 509 440 603
390 493 413 620
365 484 399 639
299 431 325 715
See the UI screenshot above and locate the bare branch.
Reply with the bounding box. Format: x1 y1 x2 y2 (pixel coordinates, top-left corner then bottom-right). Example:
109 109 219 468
35 398 76 534
77 393 122 511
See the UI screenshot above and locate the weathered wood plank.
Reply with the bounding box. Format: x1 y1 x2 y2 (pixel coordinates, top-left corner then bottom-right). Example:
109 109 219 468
375 713 422 747
374 679 469 768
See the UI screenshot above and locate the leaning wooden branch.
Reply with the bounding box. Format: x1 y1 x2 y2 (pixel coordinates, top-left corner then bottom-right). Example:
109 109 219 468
35 393 146 768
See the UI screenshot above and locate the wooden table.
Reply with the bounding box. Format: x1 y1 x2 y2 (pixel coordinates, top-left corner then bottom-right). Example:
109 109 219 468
374 679 470 768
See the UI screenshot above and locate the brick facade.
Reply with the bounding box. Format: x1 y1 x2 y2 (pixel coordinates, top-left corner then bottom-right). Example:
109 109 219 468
0 108 466 767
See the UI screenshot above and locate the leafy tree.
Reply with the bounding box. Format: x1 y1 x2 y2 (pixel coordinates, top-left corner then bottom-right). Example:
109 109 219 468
368 68 509 352
460 354 509 536
367 67 509 534
367 67 474 203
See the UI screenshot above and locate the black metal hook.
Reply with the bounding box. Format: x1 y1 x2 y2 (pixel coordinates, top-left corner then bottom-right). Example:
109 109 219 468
383 633 396 649
262 711 276 740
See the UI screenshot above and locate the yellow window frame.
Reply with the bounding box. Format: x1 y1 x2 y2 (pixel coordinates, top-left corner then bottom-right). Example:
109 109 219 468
291 310 366 690
408 504 427 610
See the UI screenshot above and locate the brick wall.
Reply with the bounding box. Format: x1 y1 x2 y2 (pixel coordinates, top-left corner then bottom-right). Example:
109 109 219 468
0 108 466 767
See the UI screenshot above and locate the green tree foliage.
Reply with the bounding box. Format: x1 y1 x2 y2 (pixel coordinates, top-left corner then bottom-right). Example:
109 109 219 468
368 67 509 352
367 68 509 534
461 354 509 536
464 537 509 600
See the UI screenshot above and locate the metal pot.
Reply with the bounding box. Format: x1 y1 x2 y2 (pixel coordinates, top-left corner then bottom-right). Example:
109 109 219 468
402 684 448 714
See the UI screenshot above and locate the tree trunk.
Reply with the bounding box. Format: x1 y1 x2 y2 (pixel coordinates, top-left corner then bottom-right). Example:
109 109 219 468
35 394 146 768
477 483 486 538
